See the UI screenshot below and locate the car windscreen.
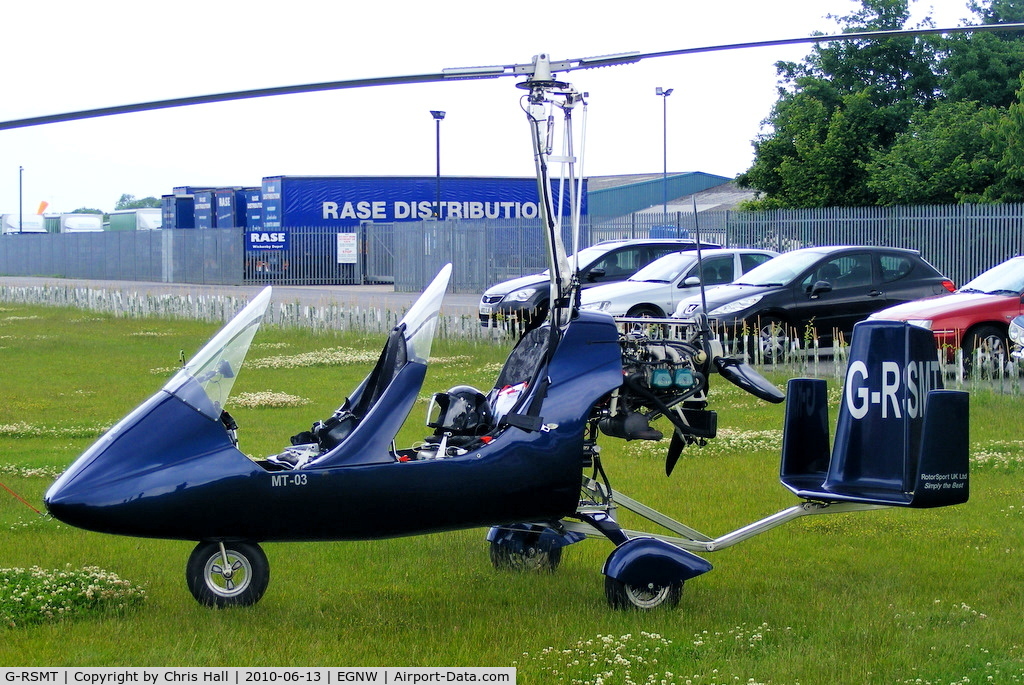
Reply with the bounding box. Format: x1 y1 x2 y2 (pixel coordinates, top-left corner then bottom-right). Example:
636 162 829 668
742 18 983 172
734 250 824 286
959 258 1024 295
539 244 612 276
628 253 697 283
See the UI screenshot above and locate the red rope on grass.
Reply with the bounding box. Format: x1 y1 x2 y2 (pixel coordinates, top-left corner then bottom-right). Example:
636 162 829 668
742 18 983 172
0 479 43 515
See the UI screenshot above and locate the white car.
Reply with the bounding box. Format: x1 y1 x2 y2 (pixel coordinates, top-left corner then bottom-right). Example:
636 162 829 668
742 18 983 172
579 248 779 318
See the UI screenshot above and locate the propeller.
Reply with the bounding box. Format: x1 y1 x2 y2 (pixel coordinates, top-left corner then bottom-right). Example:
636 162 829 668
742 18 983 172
2 24 1023 131
666 431 686 478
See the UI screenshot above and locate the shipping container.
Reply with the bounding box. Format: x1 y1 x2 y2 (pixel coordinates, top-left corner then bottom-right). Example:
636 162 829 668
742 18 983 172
172 185 215 196
245 187 262 230
0 213 46 234
214 187 251 228
162 195 195 229
194 190 215 229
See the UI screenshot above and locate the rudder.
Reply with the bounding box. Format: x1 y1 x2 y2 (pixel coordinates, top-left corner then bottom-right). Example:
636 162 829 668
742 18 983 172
778 321 969 508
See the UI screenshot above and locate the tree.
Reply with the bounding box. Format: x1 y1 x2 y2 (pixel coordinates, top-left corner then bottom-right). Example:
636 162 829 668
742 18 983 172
979 74 1024 201
738 0 1024 208
864 101 1002 204
738 0 940 207
780 0 941 117
740 90 884 208
115 193 162 210
70 207 105 215
939 0 1024 108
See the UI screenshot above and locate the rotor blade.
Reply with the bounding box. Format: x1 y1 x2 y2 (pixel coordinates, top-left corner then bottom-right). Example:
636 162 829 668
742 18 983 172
2 23 1022 132
629 22 1024 63
0 71 457 131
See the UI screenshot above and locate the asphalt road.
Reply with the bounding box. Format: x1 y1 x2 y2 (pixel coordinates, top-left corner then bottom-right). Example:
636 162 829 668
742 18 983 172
0 276 483 318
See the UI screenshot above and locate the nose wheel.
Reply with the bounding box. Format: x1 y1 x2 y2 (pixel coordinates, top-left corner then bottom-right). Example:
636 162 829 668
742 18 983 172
186 541 270 607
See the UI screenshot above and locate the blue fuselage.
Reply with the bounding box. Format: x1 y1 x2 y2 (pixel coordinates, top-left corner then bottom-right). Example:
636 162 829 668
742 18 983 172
45 312 624 542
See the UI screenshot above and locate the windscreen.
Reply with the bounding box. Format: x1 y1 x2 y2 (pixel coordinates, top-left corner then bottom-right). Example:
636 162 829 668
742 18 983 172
630 253 696 283
960 257 1024 294
737 250 824 286
538 244 613 276
400 264 452 364
164 287 272 419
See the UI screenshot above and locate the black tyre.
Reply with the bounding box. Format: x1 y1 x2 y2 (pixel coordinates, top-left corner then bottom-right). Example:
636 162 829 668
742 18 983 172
489 540 562 572
604 576 682 610
186 541 269 608
626 305 665 318
752 316 789 363
962 325 1008 378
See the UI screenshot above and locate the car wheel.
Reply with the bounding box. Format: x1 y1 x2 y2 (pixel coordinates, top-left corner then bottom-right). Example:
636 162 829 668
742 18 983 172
752 316 789 363
962 325 1008 378
626 305 665 318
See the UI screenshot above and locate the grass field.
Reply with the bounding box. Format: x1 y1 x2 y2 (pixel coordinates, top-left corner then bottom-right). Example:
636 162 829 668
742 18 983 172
2 302 1024 683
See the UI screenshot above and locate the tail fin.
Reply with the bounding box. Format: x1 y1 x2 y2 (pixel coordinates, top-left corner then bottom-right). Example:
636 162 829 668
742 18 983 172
780 321 968 508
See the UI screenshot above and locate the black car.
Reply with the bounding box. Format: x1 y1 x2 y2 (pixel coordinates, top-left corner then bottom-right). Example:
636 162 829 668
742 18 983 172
479 238 719 328
671 245 955 360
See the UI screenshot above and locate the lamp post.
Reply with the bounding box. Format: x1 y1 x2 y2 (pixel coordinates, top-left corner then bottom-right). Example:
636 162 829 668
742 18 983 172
18 166 23 233
655 87 673 218
430 110 445 219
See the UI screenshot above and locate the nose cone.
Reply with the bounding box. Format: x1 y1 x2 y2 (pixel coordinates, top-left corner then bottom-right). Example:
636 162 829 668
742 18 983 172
44 477 111 532
44 391 169 529
44 453 158 533
44 462 186 536
44 389 253 539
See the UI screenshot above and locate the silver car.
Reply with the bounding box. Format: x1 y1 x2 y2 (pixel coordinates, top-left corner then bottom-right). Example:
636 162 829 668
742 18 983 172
579 248 778 318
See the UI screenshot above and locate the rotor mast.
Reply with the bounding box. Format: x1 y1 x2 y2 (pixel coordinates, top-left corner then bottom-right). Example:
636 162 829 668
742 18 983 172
519 54 586 330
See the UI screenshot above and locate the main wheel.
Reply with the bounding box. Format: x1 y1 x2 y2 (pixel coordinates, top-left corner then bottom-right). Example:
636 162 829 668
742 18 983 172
489 540 562 572
604 576 682 610
962 325 1008 378
186 541 269 608
752 316 789 363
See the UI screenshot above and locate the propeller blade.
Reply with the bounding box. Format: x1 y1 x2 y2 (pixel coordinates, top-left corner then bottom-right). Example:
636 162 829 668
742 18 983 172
1 24 1021 131
666 430 685 477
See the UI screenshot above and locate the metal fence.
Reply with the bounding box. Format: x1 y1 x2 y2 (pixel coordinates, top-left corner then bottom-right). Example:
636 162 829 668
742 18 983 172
0 229 242 285
723 204 1024 288
392 219 551 292
3 204 1024 291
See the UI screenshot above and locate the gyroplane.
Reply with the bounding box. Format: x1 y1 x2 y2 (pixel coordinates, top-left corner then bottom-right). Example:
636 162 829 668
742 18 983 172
28 22 1006 608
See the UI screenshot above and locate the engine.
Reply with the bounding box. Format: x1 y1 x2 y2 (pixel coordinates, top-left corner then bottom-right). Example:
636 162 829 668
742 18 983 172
595 327 718 443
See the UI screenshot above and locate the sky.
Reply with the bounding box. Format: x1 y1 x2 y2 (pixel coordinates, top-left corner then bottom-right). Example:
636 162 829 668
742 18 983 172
0 0 980 214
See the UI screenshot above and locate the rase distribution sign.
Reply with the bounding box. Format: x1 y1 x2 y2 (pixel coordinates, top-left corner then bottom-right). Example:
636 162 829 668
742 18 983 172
260 175 586 231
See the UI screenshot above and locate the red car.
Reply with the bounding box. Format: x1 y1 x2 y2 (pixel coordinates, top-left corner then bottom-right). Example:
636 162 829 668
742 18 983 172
870 255 1024 373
